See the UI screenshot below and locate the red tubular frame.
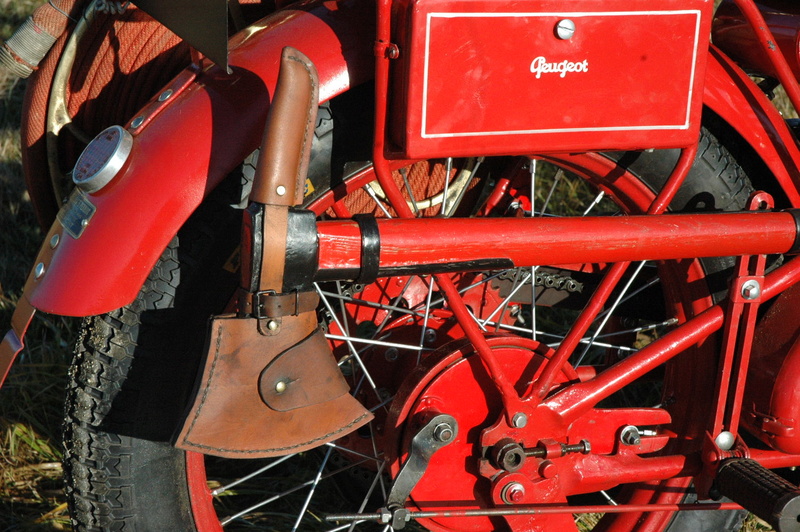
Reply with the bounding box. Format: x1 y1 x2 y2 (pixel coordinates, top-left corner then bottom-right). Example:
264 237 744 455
316 210 799 274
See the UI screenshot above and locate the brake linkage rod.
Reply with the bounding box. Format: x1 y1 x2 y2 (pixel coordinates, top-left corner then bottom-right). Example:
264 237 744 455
324 501 743 525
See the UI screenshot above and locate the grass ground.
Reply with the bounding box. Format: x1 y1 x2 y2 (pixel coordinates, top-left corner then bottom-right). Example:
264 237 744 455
0 0 792 531
1 1 74 530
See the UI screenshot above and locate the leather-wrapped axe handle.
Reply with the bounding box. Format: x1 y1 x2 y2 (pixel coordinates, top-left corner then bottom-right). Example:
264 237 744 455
240 47 320 300
250 46 319 207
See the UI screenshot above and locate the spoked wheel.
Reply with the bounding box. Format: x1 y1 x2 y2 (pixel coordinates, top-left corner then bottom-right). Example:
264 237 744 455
65 124 757 531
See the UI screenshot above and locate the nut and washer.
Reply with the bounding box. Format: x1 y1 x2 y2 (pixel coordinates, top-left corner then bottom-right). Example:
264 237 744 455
501 482 526 505
433 422 455 443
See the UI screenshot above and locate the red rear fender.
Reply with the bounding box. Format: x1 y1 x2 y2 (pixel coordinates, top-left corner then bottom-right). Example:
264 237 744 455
21 0 375 316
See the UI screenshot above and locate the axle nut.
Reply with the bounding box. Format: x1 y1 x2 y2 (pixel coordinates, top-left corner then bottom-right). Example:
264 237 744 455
492 439 526 472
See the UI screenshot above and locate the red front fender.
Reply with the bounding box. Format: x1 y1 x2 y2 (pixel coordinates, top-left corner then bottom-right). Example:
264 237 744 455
21 0 375 317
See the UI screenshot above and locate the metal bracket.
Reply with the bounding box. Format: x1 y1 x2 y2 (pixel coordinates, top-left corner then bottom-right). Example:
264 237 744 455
380 413 458 529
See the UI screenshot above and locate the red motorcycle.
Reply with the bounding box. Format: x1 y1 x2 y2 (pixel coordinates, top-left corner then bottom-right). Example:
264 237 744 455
3 0 800 529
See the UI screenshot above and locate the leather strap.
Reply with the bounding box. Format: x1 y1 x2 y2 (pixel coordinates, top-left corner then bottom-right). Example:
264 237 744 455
238 289 320 319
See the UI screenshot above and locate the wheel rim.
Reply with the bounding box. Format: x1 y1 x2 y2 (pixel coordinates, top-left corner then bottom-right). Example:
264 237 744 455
185 154 719 531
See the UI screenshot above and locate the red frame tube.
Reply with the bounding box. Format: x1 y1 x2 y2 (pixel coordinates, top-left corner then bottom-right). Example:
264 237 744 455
316 210 799 274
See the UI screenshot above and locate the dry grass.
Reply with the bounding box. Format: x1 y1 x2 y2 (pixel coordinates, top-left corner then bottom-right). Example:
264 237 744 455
1 2 74 530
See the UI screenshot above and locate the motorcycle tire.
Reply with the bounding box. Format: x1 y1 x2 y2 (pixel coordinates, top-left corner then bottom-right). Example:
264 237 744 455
63 110 768 531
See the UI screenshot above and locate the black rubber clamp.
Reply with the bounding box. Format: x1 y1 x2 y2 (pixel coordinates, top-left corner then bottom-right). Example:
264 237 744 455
353 213 380 285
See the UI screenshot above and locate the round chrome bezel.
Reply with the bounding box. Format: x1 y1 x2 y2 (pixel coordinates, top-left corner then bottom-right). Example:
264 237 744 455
72 125 133 193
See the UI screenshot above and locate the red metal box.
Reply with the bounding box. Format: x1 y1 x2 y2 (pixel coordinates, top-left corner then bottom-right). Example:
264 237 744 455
389 0 714 158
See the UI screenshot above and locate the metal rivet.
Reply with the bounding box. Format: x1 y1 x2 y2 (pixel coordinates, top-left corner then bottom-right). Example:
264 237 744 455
267 319 280 331
741 279 761 300
81 219 90 228
556 19 576 40
158 89 174 102
275 380 287 394
276 185 286 196
34 262 46 279
131 116 145 128
512 413 528 428
49 234 60 249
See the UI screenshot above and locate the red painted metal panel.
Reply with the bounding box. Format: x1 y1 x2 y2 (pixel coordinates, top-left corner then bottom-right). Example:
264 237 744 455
390 0 714 158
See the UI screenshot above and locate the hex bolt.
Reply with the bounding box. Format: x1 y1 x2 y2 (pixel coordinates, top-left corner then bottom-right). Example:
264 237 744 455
512 413 528 428
433 422 455 443
620 425 641 446
501 482 526 505
741 279 761 300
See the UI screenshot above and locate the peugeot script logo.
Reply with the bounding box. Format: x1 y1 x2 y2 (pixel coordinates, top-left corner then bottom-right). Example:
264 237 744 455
530 56 589 78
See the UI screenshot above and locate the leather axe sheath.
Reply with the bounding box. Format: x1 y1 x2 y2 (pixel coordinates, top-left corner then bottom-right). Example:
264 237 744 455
175 47 372 458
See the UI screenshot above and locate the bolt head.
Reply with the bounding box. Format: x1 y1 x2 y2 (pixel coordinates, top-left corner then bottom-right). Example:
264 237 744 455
34 262 45 279
49 234 60 249
501 482 526 504
741 279 761 300
131 116 145 128
512 413 528 428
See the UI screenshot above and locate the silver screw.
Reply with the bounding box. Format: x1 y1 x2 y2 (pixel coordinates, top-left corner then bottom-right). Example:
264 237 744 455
49 234 60 249
433 422 454 443
158 89 174 102
556 19 576 40
131 116 145 128
34 262 46 279
741 279 761 300
512 413 528 428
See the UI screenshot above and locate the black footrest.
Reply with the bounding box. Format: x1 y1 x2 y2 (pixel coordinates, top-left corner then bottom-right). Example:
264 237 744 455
717 458 800 532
